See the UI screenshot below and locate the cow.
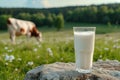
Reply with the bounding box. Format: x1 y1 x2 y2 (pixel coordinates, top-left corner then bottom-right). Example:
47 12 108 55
7 17 42 44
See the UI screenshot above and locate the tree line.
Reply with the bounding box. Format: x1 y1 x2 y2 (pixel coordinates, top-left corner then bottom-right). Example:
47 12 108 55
0 3 120 30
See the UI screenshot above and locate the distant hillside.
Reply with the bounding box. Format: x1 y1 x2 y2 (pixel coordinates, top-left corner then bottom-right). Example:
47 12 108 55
0 3 120 30
0 3 120 15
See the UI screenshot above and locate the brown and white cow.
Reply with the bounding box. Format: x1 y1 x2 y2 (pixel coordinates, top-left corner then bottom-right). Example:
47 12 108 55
7 17 42 44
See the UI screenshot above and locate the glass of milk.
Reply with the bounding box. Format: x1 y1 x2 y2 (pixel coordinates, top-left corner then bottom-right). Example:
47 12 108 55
73 27 96 73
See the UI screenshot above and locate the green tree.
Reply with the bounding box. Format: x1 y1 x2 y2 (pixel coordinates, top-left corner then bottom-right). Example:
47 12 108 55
97 6 109 23
46 13 54 27
107 8 114 24
86 6 98 23
115 7 120 24
31 13 46 27
66 10 73 22
54 13 64 31
16 13 31 20
0 15 11 30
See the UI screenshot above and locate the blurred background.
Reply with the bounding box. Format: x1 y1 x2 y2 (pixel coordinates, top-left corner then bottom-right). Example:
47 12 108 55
0 0 120 80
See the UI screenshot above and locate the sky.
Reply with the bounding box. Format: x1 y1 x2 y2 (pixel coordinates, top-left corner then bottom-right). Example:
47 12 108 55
0 0 120 8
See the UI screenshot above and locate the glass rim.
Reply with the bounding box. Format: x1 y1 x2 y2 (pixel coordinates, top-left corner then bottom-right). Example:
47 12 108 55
73 27 96 32
73 27 96 29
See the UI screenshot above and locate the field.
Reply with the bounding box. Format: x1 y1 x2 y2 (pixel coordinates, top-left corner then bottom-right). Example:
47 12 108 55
0 23 120 80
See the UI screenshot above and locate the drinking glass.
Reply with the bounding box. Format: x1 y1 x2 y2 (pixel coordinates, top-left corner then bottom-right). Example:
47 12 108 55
73 27 96 73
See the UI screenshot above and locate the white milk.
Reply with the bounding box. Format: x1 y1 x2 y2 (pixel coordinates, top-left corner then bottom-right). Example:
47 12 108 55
74 31 95 71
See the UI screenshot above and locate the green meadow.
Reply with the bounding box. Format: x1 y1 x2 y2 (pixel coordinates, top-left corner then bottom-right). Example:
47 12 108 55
0 23 120 80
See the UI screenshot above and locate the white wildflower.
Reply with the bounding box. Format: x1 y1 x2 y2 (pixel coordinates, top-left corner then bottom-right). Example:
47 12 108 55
38 45 42 48
27 61 34 66
104 48 109 51
113 39 120 43
8 49 13 53
5 55 15 62
9 55 15 62
4 47 8 50
99 55 102 58
61 58 63 61
117 46 120 48
17 58 22 61
15 68 18 71
33 48 37 52
5 62 8 66
36 56 40 59
47 48 53 56
113 45 120 49
5 54 9 61
113 45 117 48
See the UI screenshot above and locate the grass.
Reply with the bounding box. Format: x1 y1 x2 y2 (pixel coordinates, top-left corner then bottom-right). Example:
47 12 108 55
0 23 120 80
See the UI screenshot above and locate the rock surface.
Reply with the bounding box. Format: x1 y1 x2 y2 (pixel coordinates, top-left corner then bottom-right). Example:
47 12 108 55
24 60 120 80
